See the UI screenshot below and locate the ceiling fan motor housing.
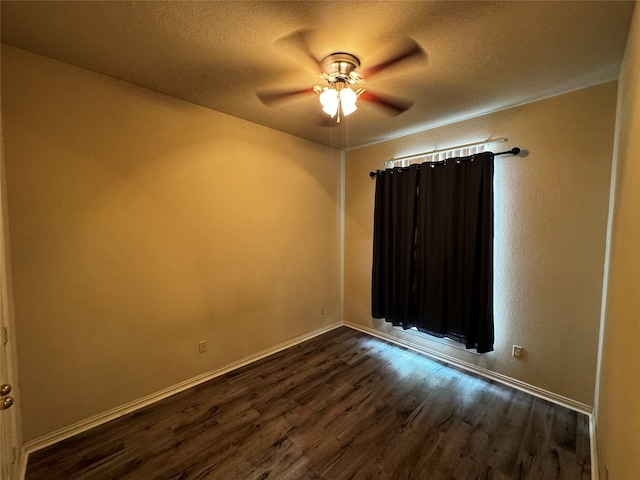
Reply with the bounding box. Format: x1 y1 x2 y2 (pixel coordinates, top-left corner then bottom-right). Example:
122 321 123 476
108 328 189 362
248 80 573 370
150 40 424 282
321 52 362 84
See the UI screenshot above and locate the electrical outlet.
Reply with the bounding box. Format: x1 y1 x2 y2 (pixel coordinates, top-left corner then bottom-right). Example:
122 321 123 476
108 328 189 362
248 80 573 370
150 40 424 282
512 345 523 359
320 306 326 315
198 340 207 353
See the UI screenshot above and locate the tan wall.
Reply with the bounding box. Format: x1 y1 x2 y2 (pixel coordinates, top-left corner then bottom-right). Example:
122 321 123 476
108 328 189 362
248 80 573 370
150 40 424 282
345 82 617 406
596 5 640 478
1 45 343 442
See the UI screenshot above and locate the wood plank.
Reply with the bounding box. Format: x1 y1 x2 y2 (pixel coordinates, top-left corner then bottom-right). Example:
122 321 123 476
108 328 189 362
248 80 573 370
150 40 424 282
25 327 591 479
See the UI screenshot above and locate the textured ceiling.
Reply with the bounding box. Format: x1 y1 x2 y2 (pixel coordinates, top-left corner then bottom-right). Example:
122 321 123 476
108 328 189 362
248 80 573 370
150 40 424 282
1 1 635 150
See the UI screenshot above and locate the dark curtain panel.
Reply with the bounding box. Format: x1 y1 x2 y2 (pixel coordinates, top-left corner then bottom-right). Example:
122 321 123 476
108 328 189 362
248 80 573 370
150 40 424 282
372 152 494 353
371 165 420 323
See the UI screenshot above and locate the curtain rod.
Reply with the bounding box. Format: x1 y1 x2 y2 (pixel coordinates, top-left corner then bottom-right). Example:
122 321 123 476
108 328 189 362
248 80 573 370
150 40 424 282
369 147 521 177
384 137 507 165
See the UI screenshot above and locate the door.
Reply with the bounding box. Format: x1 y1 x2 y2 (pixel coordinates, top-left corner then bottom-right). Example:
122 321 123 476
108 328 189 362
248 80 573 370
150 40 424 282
0 121 20 480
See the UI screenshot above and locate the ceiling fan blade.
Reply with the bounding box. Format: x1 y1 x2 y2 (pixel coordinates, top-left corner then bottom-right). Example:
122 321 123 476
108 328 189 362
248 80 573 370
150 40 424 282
361 38 426 79
359 90 414 116
275 29 322 73
256 87 315 106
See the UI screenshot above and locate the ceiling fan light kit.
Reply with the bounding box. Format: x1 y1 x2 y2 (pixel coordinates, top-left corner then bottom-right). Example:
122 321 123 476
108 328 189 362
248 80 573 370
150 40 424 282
315 52 365 123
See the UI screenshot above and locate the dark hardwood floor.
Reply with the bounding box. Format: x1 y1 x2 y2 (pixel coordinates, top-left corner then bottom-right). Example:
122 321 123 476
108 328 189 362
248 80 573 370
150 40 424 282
25 327 591 479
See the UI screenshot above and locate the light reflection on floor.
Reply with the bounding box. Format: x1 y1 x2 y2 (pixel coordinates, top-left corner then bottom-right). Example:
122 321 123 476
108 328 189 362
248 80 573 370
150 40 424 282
353 333 516 407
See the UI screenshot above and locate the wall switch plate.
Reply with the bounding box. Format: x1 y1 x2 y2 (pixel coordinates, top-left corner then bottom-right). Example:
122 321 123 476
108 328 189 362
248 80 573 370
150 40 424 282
512 345 523 359
198 340 207 353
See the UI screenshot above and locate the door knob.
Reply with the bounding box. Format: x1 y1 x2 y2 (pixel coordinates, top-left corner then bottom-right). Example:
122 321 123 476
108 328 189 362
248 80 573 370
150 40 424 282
0 384 11 396
1 396 13 410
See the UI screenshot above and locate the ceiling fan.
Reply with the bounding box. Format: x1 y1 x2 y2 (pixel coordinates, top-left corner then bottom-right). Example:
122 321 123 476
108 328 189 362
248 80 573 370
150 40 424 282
257 32 425 124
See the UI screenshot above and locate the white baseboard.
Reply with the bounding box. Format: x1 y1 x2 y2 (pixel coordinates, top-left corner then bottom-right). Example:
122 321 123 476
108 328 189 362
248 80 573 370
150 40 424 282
344 322 593 416
21 322 342 463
